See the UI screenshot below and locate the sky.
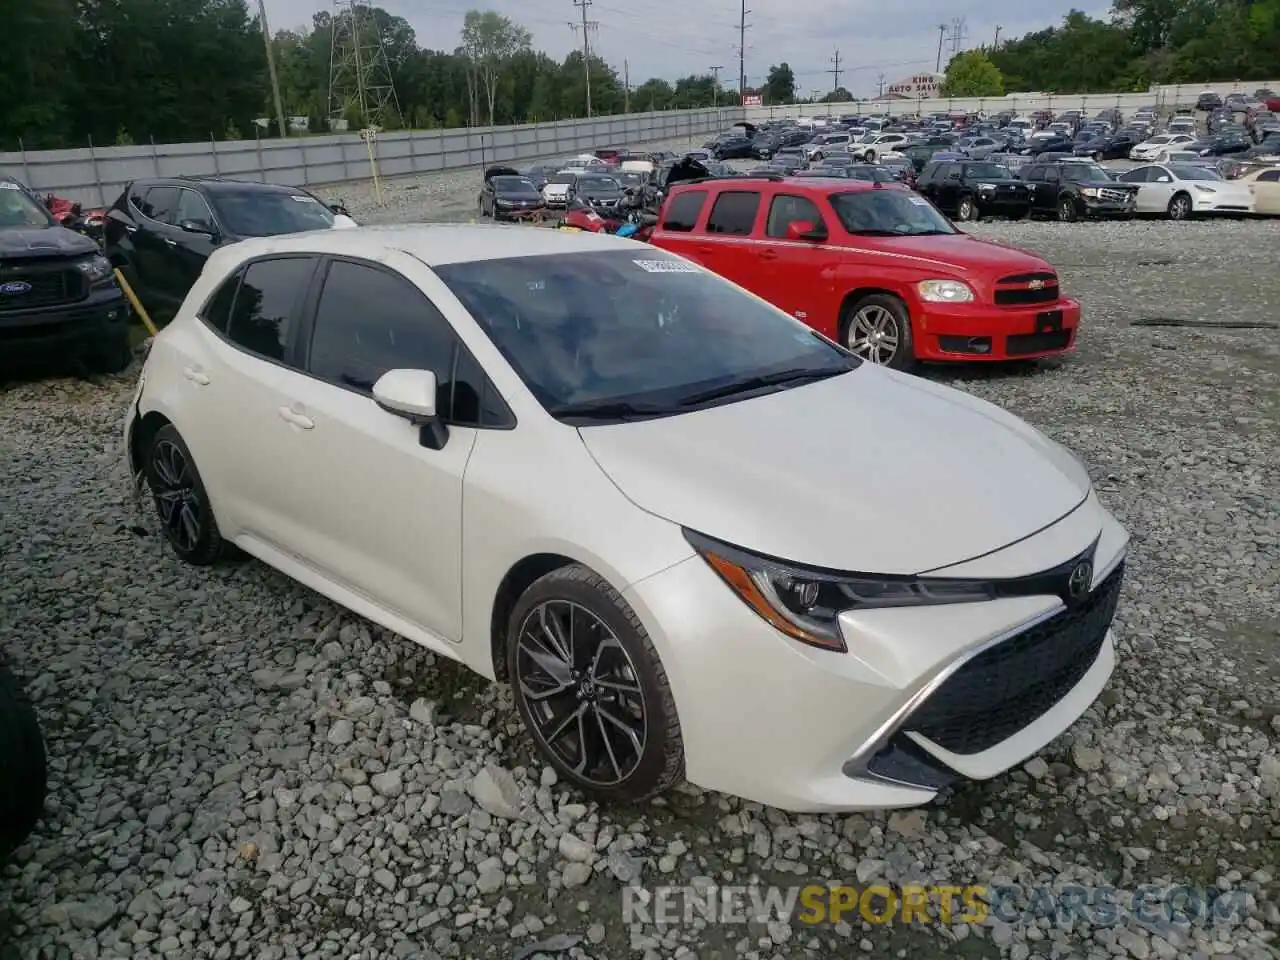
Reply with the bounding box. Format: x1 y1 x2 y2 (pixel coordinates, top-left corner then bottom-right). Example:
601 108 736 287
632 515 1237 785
263 0 1114 98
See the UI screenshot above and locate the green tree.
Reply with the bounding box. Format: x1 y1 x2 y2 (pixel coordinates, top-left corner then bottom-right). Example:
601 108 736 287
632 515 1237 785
764 63 796 104
461 10 532 127
940 50 1006 97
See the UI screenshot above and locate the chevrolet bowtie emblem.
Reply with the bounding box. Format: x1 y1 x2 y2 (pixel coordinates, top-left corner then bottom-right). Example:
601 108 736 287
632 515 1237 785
1028 279 1045 290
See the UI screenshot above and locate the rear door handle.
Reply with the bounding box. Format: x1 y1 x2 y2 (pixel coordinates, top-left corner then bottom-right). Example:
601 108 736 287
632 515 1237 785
278 406 315 430
124 225 137 234
182 366 210 385
162 237 176 246
759 250 778 260
696 245 715 254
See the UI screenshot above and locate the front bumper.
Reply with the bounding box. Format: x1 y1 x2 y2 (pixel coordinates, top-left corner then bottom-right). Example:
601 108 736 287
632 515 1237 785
624 492 1127 812
914 296 1081 361
492 205 548 222
1192 195 1254 214
0 285 129 362
1079 196 1137 218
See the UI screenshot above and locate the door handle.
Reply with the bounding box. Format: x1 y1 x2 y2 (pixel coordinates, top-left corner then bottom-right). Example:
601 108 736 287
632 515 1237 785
162 237 176 246
277 406 315 430
182 366 210 385
696 245 715 254
124 225 137 234
759 250 778 260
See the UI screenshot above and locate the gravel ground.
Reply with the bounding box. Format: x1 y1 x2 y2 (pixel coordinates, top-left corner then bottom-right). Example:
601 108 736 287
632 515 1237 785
1 170 1279 960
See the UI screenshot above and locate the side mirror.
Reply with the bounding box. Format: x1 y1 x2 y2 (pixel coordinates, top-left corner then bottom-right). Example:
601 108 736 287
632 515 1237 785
179 219 215 236
373 368 449 450
785 219 826 242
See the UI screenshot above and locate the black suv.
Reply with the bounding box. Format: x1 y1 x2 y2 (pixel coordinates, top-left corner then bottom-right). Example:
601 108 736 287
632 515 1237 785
1021 160 1139 221
104 176 348 319
917 159 1032 221
1196 91 1224 112
1 175 131 372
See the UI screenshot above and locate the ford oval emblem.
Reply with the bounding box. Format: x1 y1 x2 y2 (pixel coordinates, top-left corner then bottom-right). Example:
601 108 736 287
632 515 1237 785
0 280 32 295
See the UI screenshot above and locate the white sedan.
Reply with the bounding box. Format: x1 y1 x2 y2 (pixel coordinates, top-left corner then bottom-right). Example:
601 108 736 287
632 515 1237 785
123 225 1128 813
1116 163 1254 218
1128 133 1196 160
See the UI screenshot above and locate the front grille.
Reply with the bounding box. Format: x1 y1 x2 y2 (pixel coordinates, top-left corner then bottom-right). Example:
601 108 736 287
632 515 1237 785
995 272 1059 306
1007 329 1073 355
0 263 85 312
1099 188 1131 203
904 563 1124 755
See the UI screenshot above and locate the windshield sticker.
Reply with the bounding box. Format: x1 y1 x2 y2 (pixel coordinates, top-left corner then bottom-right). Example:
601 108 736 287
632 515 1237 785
290 195 319 202
633 259 699 273
0 182 20 190
908 196 930 205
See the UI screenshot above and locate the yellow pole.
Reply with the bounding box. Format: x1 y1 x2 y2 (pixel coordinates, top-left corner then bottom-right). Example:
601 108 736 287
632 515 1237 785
363 131 383 205
113 268 158 337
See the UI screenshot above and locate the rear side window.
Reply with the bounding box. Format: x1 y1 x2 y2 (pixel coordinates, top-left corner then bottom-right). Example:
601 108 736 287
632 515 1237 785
200 270 241 334
225 256 315 362
705 191 761 235
661 191 706 232
143 187 180 223
1258 170 1280 182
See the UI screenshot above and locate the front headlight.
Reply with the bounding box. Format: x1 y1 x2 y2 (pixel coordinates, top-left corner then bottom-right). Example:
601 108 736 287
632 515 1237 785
917 279 974 303
685 530 995 652
77 253 113 284
1192 184 1216 193
977 182 997 191
1080 187 1099 198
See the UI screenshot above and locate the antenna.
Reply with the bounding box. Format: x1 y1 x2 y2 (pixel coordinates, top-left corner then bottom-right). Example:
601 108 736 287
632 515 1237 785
328 0 401 129
828 49 842 93
569 0 598 117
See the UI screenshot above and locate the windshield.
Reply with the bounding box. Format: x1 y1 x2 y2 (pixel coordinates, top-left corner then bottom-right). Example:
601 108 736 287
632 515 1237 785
964 162 1015 179
208 190 335 236
617 173 645 188
1059 163 1108 182
578 176 619 191
434 250 856 417
548 174 576 185
829 190 956 236
1148 135 1174 144
1169 164 1222 181
0 182 55 228
846 166 896 182
492 176 539 193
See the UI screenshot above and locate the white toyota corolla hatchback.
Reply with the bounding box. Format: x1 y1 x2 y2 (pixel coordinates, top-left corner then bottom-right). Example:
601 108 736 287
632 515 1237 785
123 225 1128 812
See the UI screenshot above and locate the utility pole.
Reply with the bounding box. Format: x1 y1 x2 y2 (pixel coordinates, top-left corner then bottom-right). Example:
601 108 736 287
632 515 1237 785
257 0 288 136
709 65 723 107
936 23 946 72
877 74 886 99
624 59 630 112
570 0 596 117
993 24 1002 49
828 49 842 94
737 0 750 101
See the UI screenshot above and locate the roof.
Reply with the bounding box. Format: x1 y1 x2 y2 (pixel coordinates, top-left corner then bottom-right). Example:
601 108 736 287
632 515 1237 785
211 223 641 268
131 176 315 196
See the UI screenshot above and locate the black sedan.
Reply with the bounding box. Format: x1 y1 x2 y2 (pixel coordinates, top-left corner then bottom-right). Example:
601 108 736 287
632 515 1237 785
479 167 546 220
574 173 625 209
1074 134 1140 160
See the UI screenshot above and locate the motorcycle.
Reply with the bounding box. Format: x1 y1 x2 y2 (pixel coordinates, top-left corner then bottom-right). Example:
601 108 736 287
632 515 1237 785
559 193 658 241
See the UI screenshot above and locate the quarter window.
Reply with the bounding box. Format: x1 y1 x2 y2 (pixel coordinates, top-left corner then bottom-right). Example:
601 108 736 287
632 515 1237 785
201 270 241 334
661 190 706 232
225 256 315 362
1258 170 1280 182
307 259 510 427
705 191 761 235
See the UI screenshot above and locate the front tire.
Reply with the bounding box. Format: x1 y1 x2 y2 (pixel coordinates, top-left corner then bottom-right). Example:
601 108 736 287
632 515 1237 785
506 564 684 803
144 425 231 566
0 654 47 862
842 294 915 371
1058 197 1079 222
1167 193 1192 220
956 196 978 221
865 149 877 162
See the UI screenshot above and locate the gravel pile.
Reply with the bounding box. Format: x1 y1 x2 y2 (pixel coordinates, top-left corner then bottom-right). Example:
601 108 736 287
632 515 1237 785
1 211 1278 960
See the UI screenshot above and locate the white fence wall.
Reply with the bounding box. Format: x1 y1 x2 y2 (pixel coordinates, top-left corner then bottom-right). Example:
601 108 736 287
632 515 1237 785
0 108 742 208
745 79 1280 123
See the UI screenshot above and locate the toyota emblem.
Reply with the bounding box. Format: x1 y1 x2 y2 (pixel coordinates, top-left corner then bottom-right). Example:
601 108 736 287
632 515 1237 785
1067 561 1093 601
1028 279 1045 290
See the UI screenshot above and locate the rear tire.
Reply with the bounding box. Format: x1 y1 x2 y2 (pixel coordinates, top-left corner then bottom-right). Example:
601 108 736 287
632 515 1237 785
0 654 47 862
144 425 231 566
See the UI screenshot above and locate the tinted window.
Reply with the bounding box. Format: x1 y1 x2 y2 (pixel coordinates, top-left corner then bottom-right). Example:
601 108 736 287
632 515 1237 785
435 250 856 415
765 194 824 238
1168 164 1222 180
307 260 508 427
226 257 314 362
0 181 56 228
143 187 181 223
829 190 957 237
201 270 241 333
209 190 335 236
176 189 215 226
962 162 1014 179
661 190 706 232
705 191 760 235
1259 170 1280 182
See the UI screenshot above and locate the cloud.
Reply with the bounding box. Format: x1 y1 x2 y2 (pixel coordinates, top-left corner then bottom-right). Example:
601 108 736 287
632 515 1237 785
263 0 1109 97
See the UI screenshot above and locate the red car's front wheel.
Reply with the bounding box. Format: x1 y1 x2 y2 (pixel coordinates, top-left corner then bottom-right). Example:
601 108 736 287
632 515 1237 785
842 294 916 371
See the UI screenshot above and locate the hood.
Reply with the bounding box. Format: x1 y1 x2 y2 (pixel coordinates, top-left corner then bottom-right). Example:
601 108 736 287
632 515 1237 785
543 182 573 195
850 233 1052 276
0 224 99 260
578 365 1091 574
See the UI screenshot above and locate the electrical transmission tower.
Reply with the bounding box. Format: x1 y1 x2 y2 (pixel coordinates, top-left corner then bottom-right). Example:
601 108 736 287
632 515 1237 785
569 0 599 117
828 49 842 93
327 0 401 129
946 16 968 58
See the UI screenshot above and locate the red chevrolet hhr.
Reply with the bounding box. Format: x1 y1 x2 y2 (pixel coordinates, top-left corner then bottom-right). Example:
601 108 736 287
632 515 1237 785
649 174 1080 370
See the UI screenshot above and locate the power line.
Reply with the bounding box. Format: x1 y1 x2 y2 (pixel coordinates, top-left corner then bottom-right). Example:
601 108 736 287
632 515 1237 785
828 49 842 92
568 0 598 117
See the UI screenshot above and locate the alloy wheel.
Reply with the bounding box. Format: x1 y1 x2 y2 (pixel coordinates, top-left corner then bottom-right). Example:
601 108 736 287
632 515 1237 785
149 439 202 552
958 198 975 221
847 304 900 365
1169 195 1190 220
1058 199 1076 222
514 600 647 786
